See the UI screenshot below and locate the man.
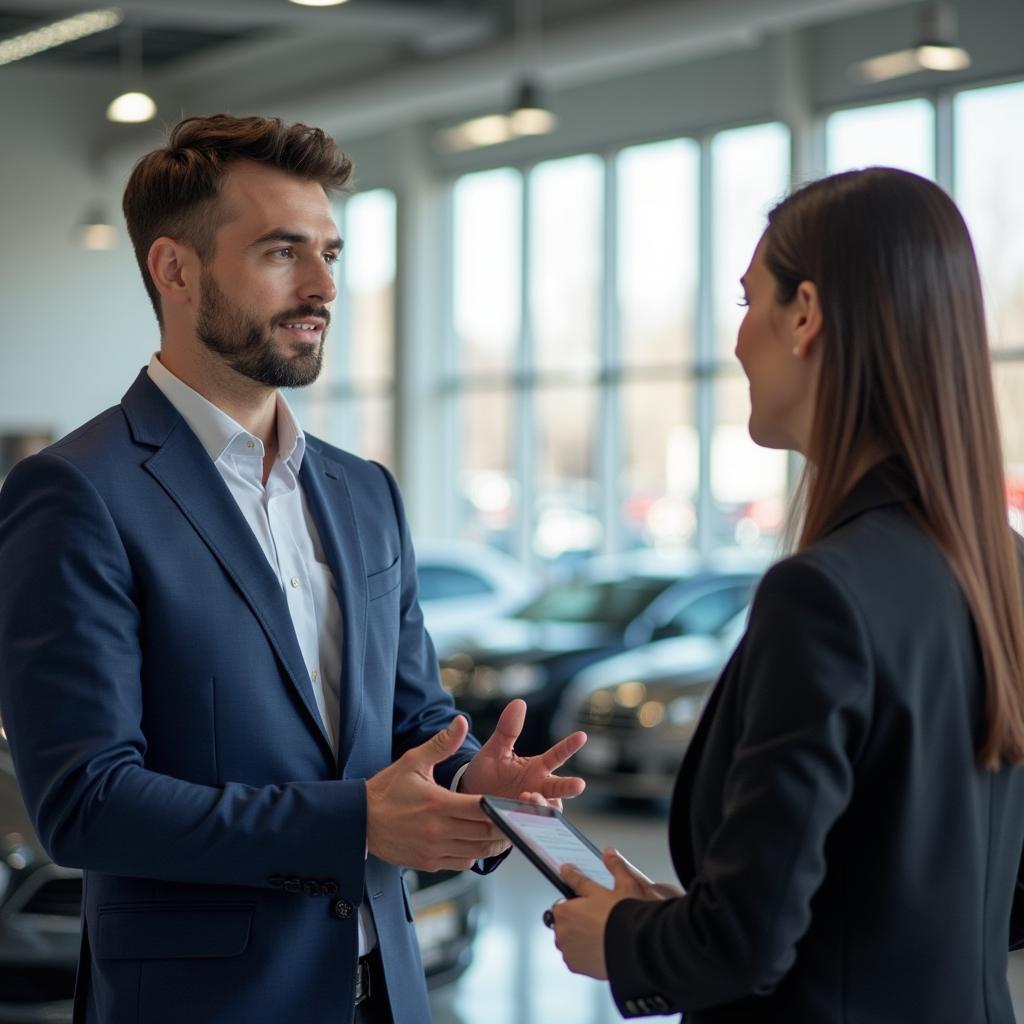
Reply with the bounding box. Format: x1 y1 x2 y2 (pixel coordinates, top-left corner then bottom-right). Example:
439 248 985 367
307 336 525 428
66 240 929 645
0 114 586 1024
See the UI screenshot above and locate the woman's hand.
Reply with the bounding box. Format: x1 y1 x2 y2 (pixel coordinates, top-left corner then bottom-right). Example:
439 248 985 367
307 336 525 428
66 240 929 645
550 849 683 979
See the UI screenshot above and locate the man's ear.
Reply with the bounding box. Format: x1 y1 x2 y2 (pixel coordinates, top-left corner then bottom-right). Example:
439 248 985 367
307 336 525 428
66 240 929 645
791 280 823 359
147 237 199 312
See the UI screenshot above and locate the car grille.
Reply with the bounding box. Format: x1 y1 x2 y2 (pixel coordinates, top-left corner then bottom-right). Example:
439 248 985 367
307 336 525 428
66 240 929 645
19 875 82 918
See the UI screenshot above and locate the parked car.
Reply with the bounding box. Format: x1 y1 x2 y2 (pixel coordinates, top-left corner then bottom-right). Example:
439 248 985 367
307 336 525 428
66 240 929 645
554 606 750 799
415 541 538 659
440 551 763 755
0 741 481 1023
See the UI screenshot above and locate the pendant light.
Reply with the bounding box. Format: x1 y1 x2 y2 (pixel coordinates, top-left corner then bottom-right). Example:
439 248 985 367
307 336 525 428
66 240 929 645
852 3 970 83
107 22 157 124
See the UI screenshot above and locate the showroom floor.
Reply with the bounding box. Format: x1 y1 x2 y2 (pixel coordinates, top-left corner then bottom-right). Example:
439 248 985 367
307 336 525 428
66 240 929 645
429 795 1024 1023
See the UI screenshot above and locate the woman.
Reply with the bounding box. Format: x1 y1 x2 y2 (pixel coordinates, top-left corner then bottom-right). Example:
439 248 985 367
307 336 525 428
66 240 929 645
551 167 1024 1022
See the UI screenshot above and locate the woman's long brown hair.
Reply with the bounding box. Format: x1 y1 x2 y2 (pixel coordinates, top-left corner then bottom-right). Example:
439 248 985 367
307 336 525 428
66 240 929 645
763 167 1024 769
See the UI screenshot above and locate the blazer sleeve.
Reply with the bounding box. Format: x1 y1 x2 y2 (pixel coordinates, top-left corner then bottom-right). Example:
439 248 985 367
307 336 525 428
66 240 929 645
0 451 367 894
605 557 873 1016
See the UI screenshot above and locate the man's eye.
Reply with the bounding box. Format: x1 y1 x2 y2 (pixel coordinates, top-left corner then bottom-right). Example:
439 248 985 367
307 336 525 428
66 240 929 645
272 247 294 258
323 252 339 265
737 295 750 308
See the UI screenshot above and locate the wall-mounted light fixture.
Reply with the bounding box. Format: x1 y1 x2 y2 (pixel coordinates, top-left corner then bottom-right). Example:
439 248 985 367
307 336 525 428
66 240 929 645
852 2 970 83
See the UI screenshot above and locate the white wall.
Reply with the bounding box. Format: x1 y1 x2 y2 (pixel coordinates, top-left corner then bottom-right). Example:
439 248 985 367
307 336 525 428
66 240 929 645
0 69 160 440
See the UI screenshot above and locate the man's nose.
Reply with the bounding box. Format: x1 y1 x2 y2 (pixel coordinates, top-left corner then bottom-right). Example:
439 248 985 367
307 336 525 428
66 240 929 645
299 257 337 304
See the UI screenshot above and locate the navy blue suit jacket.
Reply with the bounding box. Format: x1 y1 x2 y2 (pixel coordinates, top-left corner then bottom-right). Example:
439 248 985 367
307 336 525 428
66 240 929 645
0 370 484 1023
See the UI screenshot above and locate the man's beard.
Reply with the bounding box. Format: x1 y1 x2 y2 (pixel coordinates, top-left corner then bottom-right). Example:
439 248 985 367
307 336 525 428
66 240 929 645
196 268 327 389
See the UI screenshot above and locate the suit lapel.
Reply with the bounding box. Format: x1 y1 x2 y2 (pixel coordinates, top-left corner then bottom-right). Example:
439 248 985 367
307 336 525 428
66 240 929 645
122 371 334 759
300 443 367 771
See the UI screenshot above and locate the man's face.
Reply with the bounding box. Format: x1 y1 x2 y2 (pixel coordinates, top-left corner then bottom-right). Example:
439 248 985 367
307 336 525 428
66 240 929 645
195 161 341 389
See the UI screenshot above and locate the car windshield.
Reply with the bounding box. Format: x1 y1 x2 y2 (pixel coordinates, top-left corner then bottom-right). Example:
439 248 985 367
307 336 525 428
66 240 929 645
514 577 672 626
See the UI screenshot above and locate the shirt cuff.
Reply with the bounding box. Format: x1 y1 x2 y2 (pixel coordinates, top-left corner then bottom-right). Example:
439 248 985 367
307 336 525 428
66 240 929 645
450 762 471 792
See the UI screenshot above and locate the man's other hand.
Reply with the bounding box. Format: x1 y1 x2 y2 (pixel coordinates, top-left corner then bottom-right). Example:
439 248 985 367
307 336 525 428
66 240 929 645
460 699 587 808
365 716 510 870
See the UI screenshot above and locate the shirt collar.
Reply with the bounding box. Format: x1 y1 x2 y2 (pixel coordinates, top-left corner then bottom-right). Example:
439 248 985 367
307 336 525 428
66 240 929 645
146 353 306 472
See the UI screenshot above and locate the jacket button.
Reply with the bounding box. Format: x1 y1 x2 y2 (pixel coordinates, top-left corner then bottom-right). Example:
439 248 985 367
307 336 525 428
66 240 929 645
333 898 354 919
321 880 339 896
284 878 302 894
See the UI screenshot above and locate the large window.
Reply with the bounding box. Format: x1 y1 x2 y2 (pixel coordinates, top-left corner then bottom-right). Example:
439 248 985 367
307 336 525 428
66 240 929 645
449 124 790 568
301 188 396 467
709 123 790 552
954 80 1024 527
825 98 935 178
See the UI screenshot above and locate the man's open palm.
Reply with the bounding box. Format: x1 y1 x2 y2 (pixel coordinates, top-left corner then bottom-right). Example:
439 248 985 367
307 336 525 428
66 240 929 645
460 699 587 804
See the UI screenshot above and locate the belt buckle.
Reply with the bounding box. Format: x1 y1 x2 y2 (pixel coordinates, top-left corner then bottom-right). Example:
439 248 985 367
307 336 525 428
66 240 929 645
354 956 371 1006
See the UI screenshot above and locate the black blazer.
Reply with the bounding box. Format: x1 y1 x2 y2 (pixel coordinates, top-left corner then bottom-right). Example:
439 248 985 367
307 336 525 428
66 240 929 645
606 461 1024 1022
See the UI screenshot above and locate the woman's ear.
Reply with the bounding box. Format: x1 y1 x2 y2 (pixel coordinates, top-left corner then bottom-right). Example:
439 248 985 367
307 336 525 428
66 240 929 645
791 280 823 359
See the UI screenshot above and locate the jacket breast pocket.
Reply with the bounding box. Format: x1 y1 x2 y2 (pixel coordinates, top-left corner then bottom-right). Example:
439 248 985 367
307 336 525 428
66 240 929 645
367 555 401 601
96 902 254 960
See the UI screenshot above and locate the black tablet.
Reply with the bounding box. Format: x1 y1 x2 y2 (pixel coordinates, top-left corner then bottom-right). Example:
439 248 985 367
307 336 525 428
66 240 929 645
481 796 644 898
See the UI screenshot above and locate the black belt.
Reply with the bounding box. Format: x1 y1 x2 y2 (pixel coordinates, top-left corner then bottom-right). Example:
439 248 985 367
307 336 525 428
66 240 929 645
355 954 372 1006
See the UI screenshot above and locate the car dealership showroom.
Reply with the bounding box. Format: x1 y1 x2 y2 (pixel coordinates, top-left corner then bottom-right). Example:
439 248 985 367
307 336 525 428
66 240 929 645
1 0 1024 1021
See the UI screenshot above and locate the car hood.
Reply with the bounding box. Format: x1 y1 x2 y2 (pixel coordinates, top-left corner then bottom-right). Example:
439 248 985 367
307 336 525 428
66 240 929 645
567 633 732 696
448 618 614 663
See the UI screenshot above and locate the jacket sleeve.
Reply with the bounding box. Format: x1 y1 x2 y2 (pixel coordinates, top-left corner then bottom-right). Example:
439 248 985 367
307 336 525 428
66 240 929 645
0 451 366 895
605 557 873 1016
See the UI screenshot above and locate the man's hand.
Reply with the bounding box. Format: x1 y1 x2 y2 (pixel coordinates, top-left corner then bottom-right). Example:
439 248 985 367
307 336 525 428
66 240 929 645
460 699 587 806
366 716 510 870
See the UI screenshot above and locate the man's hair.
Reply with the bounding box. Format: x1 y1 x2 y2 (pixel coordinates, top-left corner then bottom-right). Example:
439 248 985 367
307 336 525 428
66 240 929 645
122 114 354 325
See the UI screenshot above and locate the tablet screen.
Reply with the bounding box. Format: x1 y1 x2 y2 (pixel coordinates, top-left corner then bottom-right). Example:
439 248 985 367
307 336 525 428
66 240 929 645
498 807 616 889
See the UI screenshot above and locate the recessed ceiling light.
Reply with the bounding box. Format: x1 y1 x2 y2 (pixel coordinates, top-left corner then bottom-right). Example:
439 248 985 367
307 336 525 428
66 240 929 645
0 8 122 67
288 0 351 7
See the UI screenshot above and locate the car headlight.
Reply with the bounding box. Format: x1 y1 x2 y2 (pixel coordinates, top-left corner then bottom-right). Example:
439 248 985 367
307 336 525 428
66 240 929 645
467 663 545 699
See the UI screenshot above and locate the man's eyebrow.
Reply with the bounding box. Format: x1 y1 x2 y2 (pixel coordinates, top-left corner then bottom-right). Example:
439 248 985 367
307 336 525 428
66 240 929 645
252 229 343 250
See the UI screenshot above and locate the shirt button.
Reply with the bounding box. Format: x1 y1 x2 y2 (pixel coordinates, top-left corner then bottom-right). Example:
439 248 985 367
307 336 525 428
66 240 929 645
290 576 300 588
311 669 319 682
333 898 354 920
246 440 256 449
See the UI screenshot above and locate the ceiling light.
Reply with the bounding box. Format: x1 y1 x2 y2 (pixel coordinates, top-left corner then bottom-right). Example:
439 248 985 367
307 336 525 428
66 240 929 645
107 91 157 124
288 0 351 6
852 3 970 83
106 23 157 124
0 8 122 68
79 207 117 251
508 80 556 137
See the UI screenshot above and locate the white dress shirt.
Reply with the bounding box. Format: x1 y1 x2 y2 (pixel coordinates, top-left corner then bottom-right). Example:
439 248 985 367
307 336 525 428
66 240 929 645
147 353 377 953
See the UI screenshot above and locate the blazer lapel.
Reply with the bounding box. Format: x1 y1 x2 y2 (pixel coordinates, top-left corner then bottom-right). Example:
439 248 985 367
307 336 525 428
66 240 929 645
299 443 367 771
121 371 335 759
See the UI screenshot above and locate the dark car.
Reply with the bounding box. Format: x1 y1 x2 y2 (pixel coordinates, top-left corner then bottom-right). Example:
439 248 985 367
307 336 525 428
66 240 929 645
0 742 481 1023
554 607 749 799
439 552 763 755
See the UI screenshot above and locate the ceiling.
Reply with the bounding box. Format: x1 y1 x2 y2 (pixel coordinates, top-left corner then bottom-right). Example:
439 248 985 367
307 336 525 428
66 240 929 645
0 0 637 72
0 0 920 146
